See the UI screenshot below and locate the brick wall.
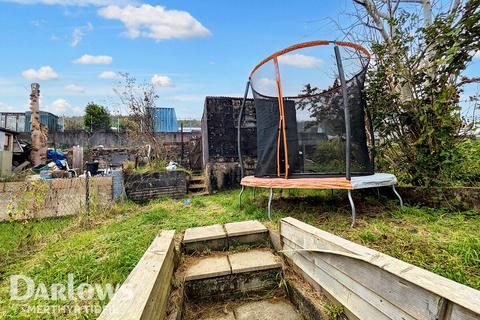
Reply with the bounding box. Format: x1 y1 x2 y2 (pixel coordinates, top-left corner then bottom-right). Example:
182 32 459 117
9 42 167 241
0 176 112 221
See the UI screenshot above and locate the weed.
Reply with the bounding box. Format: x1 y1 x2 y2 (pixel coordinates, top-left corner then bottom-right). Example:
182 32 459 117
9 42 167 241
323 303 345 320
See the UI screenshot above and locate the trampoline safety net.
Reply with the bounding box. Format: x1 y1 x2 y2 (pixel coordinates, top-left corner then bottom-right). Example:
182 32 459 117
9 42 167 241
244 41 374 179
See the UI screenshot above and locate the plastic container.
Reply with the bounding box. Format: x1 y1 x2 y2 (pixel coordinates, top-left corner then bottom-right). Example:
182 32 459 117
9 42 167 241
85 162 99 176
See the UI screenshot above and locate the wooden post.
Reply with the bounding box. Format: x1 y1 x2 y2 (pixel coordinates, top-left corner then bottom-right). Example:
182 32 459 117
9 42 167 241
29 83 47 166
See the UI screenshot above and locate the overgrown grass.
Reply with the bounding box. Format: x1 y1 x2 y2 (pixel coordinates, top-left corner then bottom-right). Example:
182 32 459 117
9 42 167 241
0 188 478 319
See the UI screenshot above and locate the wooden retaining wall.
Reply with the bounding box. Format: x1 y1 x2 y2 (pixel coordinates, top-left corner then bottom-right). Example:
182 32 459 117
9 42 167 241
99 230 176 320
280 217 480 320
0 176 112 221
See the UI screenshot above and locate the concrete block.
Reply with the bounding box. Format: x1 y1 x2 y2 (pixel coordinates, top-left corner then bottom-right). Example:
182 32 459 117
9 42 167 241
183 224 227 253
229 250 282 274
225 220 270 248
224 220 267 237
234 300 302 320
185 256 231 281
184 269 280 302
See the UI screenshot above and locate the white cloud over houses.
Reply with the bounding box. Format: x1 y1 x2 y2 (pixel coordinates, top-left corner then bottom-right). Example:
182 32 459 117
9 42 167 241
278 54 322 68
71 22 93 47
65 84 86 93
98 71 120 79
22 66 59 80
97 4 211 41
73 54 112 64
151 74 173 87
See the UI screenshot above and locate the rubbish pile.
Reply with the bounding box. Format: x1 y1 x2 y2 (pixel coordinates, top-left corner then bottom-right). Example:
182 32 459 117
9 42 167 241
30 148 77 179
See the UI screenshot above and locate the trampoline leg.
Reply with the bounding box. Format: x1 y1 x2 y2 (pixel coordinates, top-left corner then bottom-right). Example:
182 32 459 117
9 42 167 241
348 190 356 228
268 188 273 220
239 185 245 209
392 185 403 207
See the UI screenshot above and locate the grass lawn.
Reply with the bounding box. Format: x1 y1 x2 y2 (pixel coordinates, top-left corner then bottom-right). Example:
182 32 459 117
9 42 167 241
0 188 479 319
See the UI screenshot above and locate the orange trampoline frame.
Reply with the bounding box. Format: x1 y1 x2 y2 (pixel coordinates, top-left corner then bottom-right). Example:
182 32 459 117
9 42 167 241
237 40 401 227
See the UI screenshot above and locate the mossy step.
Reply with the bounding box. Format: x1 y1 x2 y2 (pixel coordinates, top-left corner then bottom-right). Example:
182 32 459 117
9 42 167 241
184 250 282 301
182 220 270 254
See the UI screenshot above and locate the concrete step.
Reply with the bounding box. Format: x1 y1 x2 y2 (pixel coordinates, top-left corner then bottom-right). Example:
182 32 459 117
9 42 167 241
190 176 206 182
184 250 282 301
182 220 270 254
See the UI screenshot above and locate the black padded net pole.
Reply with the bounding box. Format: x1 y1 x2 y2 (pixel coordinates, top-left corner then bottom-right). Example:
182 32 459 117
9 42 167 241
334 45 351 180
237 79 251 178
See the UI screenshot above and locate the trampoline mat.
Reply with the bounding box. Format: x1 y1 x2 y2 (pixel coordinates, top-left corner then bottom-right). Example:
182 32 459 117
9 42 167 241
240 173 397 190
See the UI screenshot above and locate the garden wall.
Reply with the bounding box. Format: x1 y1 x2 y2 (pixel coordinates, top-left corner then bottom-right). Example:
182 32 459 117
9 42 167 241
124 171 187 203
18 131 200 149
0 176 113 222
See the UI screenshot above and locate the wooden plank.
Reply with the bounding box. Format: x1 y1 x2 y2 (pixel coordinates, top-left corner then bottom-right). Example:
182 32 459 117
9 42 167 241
283 238 419 320
98 230 175 320
282 223 442 320
281 217 480 316
448 305 480 320
283 239 390 320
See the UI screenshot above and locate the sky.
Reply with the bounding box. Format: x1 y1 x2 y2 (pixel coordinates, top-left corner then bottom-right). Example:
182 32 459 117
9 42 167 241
0 0 478 120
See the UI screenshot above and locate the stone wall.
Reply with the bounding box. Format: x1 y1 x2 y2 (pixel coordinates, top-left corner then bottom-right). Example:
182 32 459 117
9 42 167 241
0 176 112 221
18 131 200 149
201 97 257 192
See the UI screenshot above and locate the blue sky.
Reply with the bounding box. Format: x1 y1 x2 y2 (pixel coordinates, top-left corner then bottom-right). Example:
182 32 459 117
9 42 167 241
0 0 478 120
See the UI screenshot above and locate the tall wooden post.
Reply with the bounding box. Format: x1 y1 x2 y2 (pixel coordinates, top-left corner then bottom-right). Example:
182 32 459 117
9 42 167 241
30 83 47 166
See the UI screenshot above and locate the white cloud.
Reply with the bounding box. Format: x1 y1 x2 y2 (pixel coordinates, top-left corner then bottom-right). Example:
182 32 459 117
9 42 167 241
1 0 132 6
73 54 112 64
98 71 120 79
65 84 85 93
151 74 173 87
45 98 82 115
22 66 59 80
278 54 322 68
71 22 93 47
473 51 480 60
98 4 211 41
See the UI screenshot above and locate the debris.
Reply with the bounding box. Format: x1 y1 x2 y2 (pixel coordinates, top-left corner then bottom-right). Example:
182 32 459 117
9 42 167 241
166 161 178 171
13 161 30 173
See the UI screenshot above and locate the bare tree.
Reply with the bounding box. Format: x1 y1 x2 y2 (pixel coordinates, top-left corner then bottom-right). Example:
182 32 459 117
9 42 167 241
114 73 163 159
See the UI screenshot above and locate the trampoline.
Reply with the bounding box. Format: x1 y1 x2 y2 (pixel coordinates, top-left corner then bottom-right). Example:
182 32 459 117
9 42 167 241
237 40 403 226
